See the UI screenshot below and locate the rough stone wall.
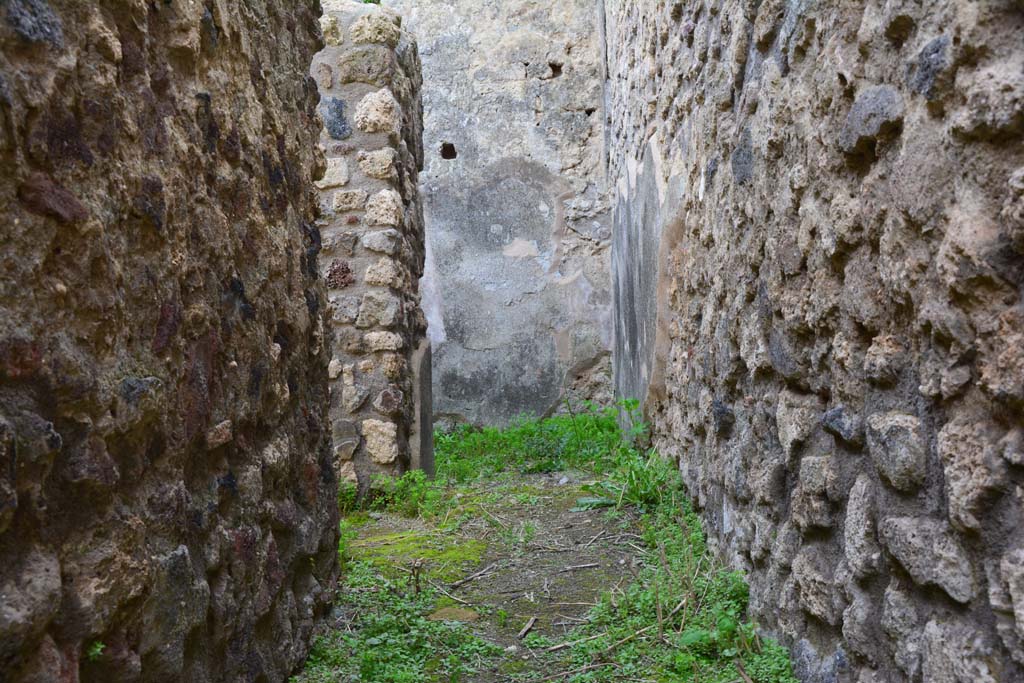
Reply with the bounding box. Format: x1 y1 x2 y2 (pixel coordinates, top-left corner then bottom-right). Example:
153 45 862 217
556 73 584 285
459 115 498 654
386 0 612 426
0 1 338 681
312 3 431 488
605 0 1024 681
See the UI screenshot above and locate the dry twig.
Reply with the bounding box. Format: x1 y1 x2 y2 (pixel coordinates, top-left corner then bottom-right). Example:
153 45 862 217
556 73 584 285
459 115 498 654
538 663 615 681
582 529 606 549
428 580 470 605
449 561 499 589
517 616 538 639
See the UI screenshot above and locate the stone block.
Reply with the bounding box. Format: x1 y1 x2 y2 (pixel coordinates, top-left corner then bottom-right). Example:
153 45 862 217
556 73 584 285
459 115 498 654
337 45 394 85
332 189 368 212
866 412 926 492
334 437 358 463
356 290 402 328
326 259 356 289
205 420 233 449
907 35 951 99
776 389 823 457
792 546 839 625
841 588 876 659
315 158 350 189
314 62 333 90
878 516 975 603
863 334 905 385
358 148 398 179
329 294 360 323
350 13 401 47
839 85 904 156
342 384 369 413
0 548 61 661
366 189 404 227
365 331 404 351
882 580 922 678
320 96 352 140
799 456 837 498
373 385 404 416
922 619 1001 683
361 228 402 255
822 405 864 448
365 258 402 287
338 460 357 483
844 475 881 579
937 417 1007 531
361 419 399 464
319 14 343 46
355 88 401 134
5 0 64 48
997 548 1024 647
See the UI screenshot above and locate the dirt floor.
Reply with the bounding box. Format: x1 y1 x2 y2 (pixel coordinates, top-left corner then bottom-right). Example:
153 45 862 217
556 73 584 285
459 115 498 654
345 471 645 681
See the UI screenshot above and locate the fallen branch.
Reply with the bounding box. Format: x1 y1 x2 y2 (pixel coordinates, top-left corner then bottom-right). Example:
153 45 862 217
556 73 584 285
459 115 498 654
428 580 470 606
479 508 509 529
735 659 755 683
600 596 688 657
555 614 588 623
517 616 538 639
546 631 606 653
538 663 615 681
558 562 599 573
449 562 499 589
582 529 606 549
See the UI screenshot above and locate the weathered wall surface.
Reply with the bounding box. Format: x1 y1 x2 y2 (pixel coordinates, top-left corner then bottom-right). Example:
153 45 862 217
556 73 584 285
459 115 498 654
386 0 612 426
0 1 338 680
312 3 431 488
606 0 1024 681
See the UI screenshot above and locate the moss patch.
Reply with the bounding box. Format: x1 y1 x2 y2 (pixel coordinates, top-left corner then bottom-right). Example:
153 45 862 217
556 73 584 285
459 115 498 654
352 528 487 582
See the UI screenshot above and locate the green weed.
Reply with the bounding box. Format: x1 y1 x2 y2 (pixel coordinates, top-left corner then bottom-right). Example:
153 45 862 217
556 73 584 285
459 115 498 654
522 495 798 683
369 470 447 518
307 401 797 683
337 481 359 516
294 562 500 683
85 641 105 662
434 401 632 483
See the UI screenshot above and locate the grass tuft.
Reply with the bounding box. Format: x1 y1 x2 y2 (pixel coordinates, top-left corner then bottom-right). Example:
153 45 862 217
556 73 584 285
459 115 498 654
297 562 501 683
297 401 798 683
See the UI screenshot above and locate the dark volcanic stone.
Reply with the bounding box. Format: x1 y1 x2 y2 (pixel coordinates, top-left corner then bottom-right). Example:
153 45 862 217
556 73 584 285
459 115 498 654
768 326 801 380
908 35 950 99
17 172 88 224
705 157 719 184
133 176 166 230
822 405 864 447
712 399 736 436
839 85 904 155
731 128 754 185
119 377 163 404
321 97 352 140
5 0 64 48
